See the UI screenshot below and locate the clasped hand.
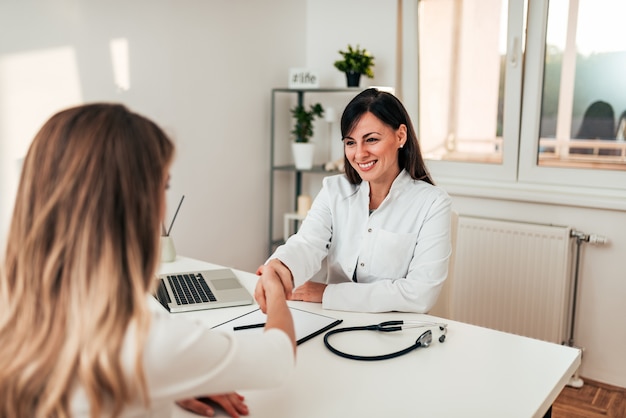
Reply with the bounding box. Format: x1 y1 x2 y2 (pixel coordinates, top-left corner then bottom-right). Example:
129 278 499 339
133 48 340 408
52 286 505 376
255 259 326 312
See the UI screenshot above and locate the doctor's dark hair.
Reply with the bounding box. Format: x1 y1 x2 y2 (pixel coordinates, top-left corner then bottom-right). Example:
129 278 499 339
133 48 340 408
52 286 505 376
340 88 433 186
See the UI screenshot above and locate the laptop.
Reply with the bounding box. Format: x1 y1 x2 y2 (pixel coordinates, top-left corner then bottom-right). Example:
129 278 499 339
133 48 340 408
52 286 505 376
154 269 254 313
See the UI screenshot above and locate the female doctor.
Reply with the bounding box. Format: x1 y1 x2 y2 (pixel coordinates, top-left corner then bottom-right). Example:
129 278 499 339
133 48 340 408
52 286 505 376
255 88 452 314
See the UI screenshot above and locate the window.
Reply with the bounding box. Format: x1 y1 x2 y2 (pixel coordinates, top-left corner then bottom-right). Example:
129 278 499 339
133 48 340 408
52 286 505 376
415 0 525 182
537 0 626 171
418 0 510 165
411 0 626 195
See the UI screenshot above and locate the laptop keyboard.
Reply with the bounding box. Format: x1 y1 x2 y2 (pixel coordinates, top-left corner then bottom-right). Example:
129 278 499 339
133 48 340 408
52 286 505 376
167 273 217 305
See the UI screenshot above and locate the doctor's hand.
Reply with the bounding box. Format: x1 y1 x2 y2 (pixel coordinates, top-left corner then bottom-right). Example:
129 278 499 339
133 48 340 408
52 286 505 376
255 259 294 313
176 393 248 417
290 281 327 303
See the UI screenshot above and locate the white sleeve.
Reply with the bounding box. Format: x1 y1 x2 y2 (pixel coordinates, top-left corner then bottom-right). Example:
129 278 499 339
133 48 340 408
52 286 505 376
131 311 295 402
270 180 333 285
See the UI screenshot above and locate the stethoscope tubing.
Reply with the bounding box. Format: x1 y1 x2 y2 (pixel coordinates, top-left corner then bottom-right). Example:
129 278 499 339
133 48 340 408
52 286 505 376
323 320 447 361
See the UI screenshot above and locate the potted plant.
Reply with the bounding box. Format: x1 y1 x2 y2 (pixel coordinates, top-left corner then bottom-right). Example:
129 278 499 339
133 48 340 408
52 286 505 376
290 103 324 169
333 44 375 87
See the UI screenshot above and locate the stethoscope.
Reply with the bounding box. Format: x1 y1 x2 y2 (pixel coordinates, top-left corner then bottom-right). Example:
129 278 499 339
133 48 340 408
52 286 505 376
323 320 447 361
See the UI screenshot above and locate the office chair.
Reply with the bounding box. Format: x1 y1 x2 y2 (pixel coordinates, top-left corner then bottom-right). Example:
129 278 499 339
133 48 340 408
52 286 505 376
616 110 626 141
428 210 458 318
571 100 616 155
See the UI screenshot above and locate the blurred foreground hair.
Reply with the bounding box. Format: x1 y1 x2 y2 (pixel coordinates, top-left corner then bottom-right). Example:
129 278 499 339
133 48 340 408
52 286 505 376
0 103 175 417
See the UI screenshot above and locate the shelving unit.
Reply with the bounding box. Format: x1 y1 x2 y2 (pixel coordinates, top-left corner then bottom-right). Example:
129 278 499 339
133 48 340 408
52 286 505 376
268 87 363 255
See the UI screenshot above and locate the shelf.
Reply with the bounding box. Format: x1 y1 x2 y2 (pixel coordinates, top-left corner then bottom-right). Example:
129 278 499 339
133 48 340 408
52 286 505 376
268 87 362 255
272 164 341 174
272 87 364 94
271 238 285 247
283 212 306 242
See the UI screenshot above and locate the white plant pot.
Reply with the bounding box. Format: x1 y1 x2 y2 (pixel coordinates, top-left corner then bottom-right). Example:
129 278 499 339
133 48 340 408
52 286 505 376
291 142 315 170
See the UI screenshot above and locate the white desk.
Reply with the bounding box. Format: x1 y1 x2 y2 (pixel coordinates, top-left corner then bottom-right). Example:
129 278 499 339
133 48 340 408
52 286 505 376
161 257 580 418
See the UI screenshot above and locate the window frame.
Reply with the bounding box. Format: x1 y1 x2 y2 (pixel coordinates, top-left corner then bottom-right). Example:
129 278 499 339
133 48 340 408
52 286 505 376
518 0 626 193
402 0 626 210
414 0 525 183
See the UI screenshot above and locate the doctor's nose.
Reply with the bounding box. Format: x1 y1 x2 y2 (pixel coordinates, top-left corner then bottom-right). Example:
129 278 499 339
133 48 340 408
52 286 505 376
355 143 369 159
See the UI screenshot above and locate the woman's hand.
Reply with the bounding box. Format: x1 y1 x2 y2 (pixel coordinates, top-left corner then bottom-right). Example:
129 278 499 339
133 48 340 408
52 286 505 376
176 393 248 417
290 281 327 303
254 259 297 351
255 259 294 313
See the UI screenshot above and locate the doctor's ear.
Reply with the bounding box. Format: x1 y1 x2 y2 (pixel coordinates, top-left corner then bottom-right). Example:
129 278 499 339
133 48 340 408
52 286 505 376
397 124 407 146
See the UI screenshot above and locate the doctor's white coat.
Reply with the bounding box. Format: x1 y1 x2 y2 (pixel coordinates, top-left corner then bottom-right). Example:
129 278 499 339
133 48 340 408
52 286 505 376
271 170 452 313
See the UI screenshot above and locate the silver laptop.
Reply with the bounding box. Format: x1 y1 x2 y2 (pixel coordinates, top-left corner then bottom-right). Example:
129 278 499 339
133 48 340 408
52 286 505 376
154 269 253 313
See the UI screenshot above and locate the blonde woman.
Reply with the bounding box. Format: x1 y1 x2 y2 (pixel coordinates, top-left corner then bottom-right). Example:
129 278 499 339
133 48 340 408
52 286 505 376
0 103 295 418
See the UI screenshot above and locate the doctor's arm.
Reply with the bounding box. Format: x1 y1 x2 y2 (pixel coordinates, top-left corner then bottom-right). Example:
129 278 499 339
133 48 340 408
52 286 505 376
290 280 327 302
255 185 334 305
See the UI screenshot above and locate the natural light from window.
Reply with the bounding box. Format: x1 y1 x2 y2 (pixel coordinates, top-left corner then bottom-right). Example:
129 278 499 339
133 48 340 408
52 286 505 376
0 46 83 243
110 38 131 92
417 0 509 165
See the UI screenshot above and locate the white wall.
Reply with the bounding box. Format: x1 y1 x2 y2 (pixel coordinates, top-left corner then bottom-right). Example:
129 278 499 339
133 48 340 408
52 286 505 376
0 0 307 273
305 0 398 89
1 0 624 389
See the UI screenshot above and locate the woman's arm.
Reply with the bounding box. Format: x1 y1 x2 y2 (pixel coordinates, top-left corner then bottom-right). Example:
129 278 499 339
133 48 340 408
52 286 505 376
258 263 296 354
178 270 297 417
125 306 295 417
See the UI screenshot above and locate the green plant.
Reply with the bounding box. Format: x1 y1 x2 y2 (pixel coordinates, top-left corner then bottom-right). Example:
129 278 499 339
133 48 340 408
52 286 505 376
333 44 375 78
290 103 324 143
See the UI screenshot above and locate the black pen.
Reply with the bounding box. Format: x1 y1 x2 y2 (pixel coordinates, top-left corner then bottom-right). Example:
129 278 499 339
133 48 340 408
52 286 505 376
233 323 266 331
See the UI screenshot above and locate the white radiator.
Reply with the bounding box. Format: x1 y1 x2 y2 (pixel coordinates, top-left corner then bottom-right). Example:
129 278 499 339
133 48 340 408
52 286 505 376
449 216 573 344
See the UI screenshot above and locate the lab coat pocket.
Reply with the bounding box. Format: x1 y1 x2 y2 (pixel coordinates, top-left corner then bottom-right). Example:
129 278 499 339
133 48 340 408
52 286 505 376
369 229 418 279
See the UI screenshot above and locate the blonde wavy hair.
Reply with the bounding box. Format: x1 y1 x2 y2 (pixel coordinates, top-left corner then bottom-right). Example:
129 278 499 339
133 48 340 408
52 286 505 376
0 103 175 417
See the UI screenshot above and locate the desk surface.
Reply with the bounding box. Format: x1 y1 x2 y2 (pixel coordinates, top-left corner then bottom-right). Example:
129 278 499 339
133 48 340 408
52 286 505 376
160 257 580 418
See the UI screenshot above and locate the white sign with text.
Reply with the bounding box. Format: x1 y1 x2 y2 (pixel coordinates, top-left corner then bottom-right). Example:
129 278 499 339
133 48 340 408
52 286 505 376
288 68 319 88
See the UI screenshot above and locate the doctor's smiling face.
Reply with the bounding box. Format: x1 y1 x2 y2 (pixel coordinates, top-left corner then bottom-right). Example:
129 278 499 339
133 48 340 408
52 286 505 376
343 111 407 188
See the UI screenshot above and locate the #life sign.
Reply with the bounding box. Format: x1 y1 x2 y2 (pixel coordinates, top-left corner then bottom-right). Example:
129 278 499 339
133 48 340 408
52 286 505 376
288 68 319 89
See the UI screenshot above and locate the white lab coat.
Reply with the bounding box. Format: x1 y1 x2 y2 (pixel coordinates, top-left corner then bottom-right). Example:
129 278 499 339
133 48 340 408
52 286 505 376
271 170 452 313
